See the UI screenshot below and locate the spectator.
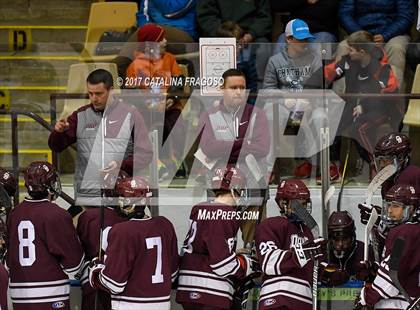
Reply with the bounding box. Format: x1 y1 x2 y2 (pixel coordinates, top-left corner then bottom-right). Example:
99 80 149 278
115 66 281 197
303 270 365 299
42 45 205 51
136 0 197 41
325 31 403 176
126 24 183 92
338 0 415 88
48 69 153 208
216 21 258 99
125 23 186 180
272 0 339 46
263 19 338 181
197 0 272 82
198 68 270 245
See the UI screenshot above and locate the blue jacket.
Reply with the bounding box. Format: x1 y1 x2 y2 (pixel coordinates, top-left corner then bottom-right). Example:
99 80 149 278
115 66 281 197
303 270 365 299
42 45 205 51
137 0 197 39
339 0 414 42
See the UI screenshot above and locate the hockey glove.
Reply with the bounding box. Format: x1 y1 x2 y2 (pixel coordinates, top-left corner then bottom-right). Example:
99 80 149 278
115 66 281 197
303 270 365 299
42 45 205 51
88 257 105 290
355 261 378 282
292 238 326 268
358 203 381 225
354 287 374 310
237 254 260 277
320 264 349 286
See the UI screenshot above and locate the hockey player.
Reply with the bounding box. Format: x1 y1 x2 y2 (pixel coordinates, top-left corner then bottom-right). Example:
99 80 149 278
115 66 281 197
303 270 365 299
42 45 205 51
0 219 8 310
358 133 420 259
255 179 325 309
76 171 128 310
7 161 84 310
355 184 420 309
320 211 370 287
89 176 179 309
176 165 258 310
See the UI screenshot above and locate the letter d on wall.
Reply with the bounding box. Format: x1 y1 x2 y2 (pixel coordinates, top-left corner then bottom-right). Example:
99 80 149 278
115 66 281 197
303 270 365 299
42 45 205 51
8 28 32 52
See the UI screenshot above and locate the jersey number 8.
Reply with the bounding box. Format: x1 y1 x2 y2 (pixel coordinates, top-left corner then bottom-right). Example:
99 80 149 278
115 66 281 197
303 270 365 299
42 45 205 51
18 221 36 266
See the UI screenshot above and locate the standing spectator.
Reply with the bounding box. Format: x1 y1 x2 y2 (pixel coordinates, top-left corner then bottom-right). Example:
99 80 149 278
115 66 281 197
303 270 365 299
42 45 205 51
7 162 84 309
48 69 153 208
198 68 270 245
338 0 415 87
272 0 339 45
325 31 402 175
263 19 338 181
197 0 272 82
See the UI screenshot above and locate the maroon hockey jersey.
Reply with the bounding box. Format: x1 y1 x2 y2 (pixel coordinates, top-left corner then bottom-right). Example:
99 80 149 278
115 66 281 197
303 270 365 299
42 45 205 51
321 240 365 278
362 222 420 309
76 207 126 296
255 216 315 310
7 198 84 309
97 216 179 310
381 165 420 198
0 263 7 310
176 202 245 309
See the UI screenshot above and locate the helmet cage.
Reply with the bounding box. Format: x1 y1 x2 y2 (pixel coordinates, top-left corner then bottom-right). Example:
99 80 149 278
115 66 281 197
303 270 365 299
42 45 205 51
278 199 312 219
381 200 414 228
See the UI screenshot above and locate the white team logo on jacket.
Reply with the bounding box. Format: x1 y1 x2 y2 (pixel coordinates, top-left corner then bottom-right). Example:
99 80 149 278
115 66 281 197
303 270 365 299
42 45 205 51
264 298 277 306
290 234 308 247
189 292 202 300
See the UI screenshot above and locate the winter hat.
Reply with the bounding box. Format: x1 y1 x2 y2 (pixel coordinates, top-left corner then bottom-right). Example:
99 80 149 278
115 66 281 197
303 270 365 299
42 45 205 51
137 23 165 42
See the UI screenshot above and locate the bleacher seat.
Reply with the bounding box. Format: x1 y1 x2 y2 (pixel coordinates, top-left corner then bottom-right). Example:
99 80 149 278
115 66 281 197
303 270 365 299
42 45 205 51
80 2 138 62
403 64 420 126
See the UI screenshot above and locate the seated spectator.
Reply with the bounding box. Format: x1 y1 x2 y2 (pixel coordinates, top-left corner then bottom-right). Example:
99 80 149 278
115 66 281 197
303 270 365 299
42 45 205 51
197 0 272 82
126 24 182 92
325 31 404 177
136 0 197 41
272 0 339 46
126 23 186 180
216 21 258 99
337 0 415 88
263 19 339 181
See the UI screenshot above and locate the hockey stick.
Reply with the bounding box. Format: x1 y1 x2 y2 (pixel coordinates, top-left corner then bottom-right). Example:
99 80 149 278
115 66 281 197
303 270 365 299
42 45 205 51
324 186 335 206
337 139 351 211
245 154 268 226
365 164 397 206
363 208 378 261
231 154 269 309
388 238 420 310
291 200 320 310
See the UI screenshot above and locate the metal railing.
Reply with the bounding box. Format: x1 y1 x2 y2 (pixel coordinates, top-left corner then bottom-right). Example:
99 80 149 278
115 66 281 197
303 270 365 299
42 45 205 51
0 108 75 206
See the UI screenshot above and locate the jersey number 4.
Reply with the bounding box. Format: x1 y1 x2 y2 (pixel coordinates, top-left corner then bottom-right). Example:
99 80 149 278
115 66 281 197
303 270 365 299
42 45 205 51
18 221 36 266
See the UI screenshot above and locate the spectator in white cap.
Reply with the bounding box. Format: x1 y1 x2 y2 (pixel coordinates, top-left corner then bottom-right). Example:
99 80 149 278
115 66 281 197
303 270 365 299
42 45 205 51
262 18 339 182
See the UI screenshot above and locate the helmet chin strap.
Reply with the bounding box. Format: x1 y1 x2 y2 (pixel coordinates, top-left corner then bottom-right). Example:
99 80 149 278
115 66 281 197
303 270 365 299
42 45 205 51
333 249 345 259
